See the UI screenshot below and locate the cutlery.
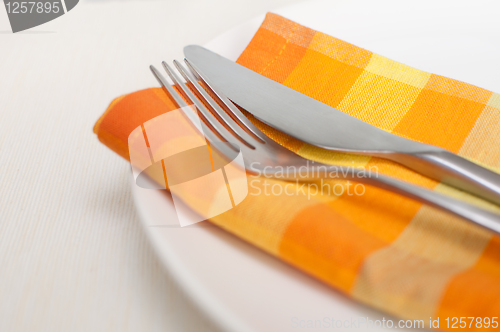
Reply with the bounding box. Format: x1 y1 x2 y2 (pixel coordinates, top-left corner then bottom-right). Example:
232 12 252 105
149 59 500 235
183 45 500 206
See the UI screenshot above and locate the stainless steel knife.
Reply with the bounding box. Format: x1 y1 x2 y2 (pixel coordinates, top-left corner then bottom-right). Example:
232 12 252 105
184 45 500 205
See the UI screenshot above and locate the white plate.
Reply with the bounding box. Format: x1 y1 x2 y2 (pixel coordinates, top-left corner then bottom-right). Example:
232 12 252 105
133 1 500 331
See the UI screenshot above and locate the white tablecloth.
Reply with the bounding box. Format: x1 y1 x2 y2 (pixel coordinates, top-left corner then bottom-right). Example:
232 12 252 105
0 1 300 330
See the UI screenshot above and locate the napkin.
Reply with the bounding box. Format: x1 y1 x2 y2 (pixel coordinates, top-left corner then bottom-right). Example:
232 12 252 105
94 13 500 327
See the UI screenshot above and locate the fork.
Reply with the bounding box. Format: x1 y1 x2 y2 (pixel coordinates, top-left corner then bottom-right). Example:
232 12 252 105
149 59 500 235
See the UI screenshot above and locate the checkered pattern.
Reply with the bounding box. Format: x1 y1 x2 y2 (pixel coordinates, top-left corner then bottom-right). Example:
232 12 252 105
94 13 500 328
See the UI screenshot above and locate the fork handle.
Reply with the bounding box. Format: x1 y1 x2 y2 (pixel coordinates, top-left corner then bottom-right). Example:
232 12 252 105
276 166 500 234
354 171 500 234
388 149 500 206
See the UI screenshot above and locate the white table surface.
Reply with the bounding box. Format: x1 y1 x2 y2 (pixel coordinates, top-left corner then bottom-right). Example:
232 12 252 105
0 1 301 331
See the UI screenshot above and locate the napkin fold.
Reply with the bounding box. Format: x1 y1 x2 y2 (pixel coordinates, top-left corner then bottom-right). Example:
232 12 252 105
94 13 500 327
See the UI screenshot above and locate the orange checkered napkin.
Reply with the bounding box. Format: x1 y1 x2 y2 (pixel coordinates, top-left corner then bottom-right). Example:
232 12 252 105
94 13 500 328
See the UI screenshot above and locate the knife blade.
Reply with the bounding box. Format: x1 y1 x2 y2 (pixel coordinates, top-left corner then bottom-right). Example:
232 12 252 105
184 45 425 154
184 45 500 205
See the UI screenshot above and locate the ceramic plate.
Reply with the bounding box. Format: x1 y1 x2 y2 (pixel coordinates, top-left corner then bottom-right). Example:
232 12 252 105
133 1 500 331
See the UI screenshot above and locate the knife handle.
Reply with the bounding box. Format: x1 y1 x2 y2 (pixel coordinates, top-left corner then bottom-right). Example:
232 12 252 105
390 149 500 205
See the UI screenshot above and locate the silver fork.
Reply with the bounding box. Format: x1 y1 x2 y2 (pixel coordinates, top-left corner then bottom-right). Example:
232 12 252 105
149 59 500 235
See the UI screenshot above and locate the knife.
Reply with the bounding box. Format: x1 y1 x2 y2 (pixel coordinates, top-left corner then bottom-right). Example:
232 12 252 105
184 45 500 206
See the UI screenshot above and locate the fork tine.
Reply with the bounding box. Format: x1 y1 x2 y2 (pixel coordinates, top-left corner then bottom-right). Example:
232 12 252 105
174 60 263 147
184 58 268 143
151 65 203 132
150 65 188 108
161 61 250 149
150 64 239 157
